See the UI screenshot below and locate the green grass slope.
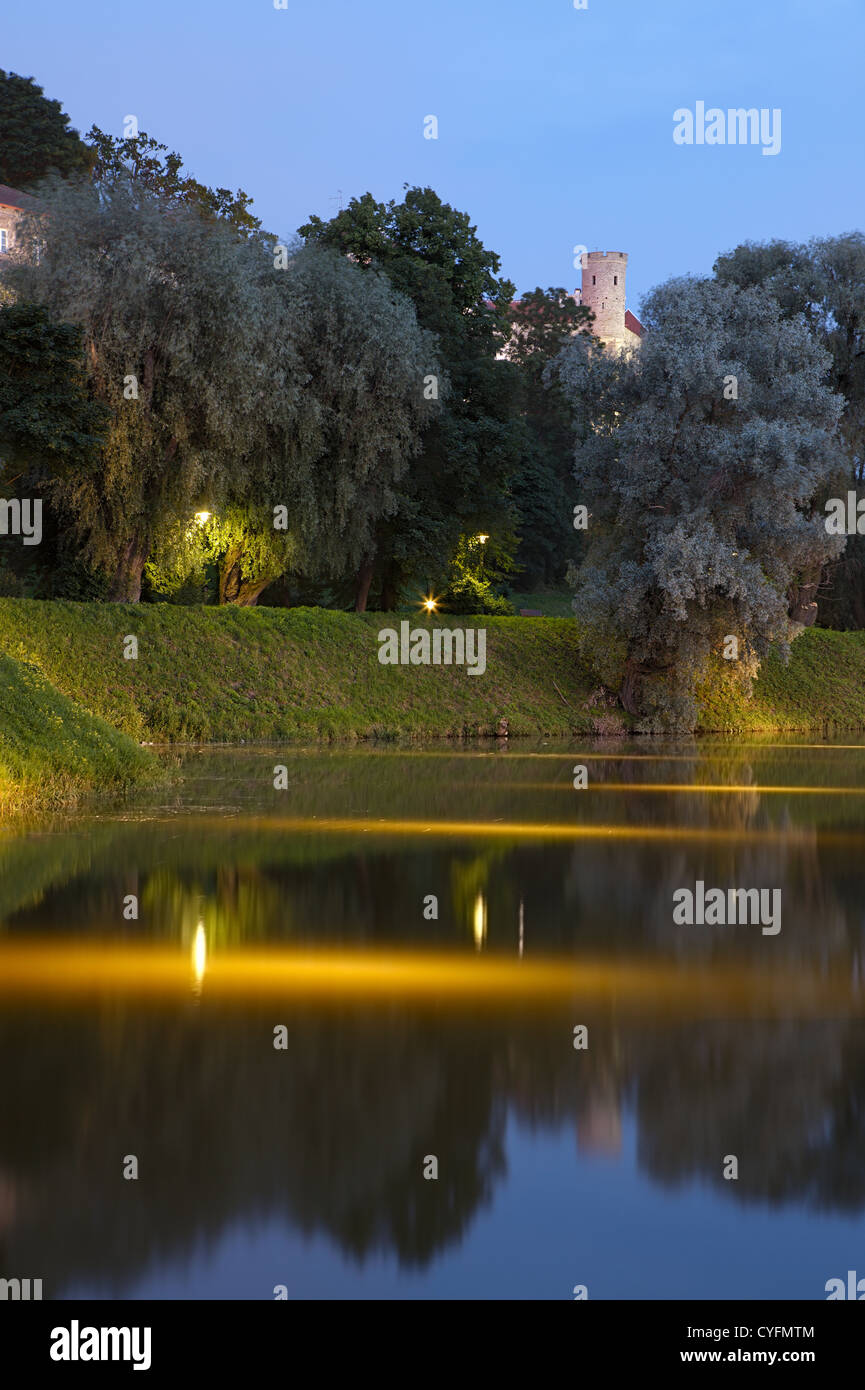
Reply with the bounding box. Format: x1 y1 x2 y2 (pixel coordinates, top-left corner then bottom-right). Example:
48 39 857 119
0 650 160 814
0 599 598 741
698 627 865 733
2 598 865 748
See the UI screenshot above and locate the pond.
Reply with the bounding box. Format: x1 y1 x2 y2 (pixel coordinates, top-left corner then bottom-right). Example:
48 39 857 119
1 738 864 1300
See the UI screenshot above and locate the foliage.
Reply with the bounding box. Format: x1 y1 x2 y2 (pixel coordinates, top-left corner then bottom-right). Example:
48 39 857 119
0 70 92 188
554 276 845 730
265 244 442 593
142 244 442 606
714 234 865 629
439 532 515 613
440 573 515 615
2 174 283 600
0 302 108 476
85 125 267 239
507 287 597 588
0 302 111 598
300 187 520 606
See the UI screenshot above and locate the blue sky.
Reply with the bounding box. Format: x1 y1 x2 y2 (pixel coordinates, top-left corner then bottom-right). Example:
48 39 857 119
5 0 863 312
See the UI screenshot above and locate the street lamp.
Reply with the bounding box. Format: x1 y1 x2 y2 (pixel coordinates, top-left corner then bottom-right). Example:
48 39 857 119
477 533 488 577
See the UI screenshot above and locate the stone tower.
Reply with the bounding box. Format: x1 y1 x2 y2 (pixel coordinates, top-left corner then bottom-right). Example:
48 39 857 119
576 251 642 353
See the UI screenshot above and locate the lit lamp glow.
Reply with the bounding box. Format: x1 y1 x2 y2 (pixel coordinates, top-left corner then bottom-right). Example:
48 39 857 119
192 923 207 990
194 511 211 525
473 894 488 951
422 596 438 613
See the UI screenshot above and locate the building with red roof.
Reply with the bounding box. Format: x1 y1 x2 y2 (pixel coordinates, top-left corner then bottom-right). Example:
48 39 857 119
0 184 40 258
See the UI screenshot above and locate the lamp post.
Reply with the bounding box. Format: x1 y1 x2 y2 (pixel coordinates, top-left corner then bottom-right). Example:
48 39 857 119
477 534 488 578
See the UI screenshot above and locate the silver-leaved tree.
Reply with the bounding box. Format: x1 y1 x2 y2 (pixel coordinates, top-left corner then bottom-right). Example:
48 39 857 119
552 276 845 730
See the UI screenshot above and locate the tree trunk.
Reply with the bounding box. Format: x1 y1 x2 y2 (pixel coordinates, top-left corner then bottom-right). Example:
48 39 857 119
354 553 375 613
619 657 644 717
219 545 270 606
380 561 402 613
787 569 821 627
109 536 149 602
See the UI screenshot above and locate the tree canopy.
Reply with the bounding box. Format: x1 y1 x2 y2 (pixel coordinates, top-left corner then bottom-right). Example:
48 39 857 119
0 70 92 189
85 125 267 240
715 234 865 627
300 186 521 608
4 174 278 599
554 276 845 728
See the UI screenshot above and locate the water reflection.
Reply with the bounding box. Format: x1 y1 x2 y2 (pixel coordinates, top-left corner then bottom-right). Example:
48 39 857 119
1 739 865 1298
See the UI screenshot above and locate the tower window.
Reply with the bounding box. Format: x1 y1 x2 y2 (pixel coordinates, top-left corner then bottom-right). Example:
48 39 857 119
592 275 596 285
614 275 618 285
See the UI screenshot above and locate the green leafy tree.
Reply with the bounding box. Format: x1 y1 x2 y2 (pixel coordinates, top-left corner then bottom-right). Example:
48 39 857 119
439 534 515 614
85 125 266 239
300 187 520 609
0 302 109 597
266 245 442 604
0 302 107 475
505 287 596 588
714 234 865 627
554 277 845 730
0 71 92 188
2 174 283 600
144 244 440 606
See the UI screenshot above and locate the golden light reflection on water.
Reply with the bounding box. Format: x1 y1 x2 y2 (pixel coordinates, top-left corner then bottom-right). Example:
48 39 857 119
323 746 865 760
472 894 487 951
506 783 865 796
143 814 834 845
0 940 862 1016
192 922 207 992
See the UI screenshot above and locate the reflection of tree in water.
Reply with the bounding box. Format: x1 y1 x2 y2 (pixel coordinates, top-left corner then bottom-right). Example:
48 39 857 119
2 1005 865 1295
0 1008 506 1292
631 1019 865 1211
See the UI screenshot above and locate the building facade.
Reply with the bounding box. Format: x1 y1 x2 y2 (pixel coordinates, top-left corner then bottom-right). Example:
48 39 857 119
574 251 643 353
0 185 39 258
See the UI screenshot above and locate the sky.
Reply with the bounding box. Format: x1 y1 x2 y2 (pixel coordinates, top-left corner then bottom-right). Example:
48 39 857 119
5 0 864 313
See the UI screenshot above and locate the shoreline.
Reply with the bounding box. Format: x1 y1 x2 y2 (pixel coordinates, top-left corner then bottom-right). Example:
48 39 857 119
3 597 865 814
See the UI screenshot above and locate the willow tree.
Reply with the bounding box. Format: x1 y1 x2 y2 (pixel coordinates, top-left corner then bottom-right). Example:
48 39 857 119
300 187 515 609
278 245 442 610
554 277 845 730
2 174 281 600
139 244 441 607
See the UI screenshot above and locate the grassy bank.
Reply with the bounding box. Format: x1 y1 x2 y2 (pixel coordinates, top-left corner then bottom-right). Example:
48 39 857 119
699 627 865 733
0 598 597 742
2 600 865 761
0 649 161 814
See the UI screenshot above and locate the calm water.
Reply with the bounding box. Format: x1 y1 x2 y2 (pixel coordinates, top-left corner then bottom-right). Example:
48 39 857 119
1 738 864 1300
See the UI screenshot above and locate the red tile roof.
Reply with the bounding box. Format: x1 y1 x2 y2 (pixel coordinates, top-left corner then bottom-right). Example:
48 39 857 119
0 184 40 211
625 309 645 337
